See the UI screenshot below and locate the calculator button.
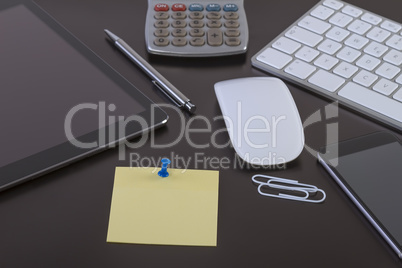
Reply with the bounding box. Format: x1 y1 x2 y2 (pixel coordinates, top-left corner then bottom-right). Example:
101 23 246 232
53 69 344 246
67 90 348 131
224 20 239 28
207 20 222 28
224 12 239 20
154 28 169 37
190 12 204 19
206 4 221 12
190 37 205 46
172 28 187 37
223 4 238 12
225 37 241 46
207 12 221 20
172 20 187 28
190 28 205 37
225 29 240 37
154 12 169 20
190 20 204 28
154 37 169 46
172 12 186 19
189 3 203 11
172 3 186 11
172 37 187 46
208 29 223 46
154 3 169 11
154 20 169 28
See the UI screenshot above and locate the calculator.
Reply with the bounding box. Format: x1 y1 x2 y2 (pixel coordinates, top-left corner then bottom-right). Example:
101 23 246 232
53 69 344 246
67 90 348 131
145 0 249 57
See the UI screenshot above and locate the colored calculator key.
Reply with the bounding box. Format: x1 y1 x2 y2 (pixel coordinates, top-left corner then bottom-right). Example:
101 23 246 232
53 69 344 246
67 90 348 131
146 0 248 56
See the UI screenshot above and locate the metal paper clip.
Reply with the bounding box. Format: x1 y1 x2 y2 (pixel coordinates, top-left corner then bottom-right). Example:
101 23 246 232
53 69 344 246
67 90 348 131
251 174 326 203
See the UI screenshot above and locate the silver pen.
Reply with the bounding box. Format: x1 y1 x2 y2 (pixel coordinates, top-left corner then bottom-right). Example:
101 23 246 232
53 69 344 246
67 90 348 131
104 29 196 113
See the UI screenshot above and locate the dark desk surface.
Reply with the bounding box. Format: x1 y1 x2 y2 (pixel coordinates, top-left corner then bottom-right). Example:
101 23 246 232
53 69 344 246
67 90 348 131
1 0 402 267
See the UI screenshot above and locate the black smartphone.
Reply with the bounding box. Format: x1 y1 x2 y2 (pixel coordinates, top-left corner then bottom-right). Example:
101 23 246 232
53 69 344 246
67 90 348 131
318 132 402 259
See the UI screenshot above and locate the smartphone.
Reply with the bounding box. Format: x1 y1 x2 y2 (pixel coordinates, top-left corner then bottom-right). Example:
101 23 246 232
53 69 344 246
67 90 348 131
318 132 402 259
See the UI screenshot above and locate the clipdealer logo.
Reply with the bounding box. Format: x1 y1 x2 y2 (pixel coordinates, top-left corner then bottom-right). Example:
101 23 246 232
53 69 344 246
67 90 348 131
63 101 339 169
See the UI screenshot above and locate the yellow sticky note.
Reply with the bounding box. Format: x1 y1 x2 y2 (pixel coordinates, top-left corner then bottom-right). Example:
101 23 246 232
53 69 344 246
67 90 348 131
107 167 219 246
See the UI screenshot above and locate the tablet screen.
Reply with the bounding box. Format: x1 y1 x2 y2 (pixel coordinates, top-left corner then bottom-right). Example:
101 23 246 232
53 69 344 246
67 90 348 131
334 141 402 247
0 4 145 168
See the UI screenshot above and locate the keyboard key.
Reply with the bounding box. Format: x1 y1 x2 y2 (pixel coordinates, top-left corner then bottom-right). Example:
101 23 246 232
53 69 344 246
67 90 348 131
323 0 344 10
338 82 402 122
298 15 331 34
295 46 319 62
353 70 378 87
361 13 382 25
397 74 402 85
367 27 391 42
373 78 398 95
309 69 345 92
356 54 381 71
285 26 323 47
344 34 369 49
386 35 402 50
317 39 342 55
342 5 363 18
364 41 388 57
329 12 353 27
375 62 401 79
272 37 301 54
311 5 334 20
336 46 361 62
393 89 402 102
383 49 402 66
284 60 316 79
314 54 339 70
326 26 350 42
380 20 402 33
256 48 292 69
347 19 371 35
333 62 358 78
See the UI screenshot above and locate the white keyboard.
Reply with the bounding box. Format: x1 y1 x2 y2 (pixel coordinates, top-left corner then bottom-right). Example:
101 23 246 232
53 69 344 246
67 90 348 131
251 0 402 131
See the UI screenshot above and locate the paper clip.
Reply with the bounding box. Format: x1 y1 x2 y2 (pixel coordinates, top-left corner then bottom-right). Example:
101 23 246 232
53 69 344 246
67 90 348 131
251 174 326 203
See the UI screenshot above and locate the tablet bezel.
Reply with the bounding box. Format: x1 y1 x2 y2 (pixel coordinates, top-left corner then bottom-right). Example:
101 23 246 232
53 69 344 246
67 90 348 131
0 0 168 191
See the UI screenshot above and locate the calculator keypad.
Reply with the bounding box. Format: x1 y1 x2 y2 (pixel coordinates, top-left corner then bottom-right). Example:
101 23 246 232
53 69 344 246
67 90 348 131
153 3 241 47
146 0 248 56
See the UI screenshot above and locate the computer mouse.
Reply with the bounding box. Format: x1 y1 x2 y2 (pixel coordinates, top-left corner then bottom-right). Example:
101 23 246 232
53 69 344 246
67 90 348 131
214 77 304 166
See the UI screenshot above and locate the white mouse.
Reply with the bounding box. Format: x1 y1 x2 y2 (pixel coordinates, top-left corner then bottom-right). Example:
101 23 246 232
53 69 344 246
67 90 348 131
214 77 304 166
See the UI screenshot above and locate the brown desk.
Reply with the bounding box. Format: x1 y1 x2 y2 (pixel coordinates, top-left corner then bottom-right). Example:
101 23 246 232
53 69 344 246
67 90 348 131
1 0 402 266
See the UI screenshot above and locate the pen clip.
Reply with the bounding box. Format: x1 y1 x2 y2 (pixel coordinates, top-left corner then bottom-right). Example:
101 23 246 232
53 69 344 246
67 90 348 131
152 80 182 107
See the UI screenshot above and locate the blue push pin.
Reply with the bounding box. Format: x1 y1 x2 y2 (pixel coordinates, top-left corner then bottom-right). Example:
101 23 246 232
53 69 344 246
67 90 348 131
158 158 171 178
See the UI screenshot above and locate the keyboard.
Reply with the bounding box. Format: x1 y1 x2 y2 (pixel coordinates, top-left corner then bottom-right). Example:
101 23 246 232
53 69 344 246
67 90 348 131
251 0 402 132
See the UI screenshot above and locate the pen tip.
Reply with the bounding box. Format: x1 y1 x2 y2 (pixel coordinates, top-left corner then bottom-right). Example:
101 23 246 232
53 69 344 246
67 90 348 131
104 29 120 42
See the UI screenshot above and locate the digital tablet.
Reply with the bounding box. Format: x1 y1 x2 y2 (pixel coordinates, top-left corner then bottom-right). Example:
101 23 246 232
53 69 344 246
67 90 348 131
0 0 168 191
318 132 402 259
